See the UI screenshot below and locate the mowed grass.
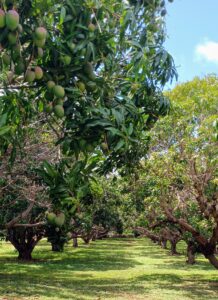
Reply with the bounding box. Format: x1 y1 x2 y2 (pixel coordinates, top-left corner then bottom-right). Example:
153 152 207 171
0 238 218 300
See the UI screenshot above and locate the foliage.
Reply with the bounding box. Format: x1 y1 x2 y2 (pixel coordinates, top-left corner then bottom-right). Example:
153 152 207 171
0 0 176 257
130 75 218 267
0 0 176 172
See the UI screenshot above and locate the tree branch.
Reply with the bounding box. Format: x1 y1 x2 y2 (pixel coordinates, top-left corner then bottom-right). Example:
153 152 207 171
5 202 34 229
12 222 46 228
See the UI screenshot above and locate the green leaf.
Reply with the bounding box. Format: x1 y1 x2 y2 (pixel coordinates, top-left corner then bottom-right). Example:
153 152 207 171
74 41 88 52
106 127 124 137
114 139 125 151
0 114 7 127
86 119 113 128
0 126 11 136
111 109 124 125
43 161 58 178
60 7 66 25
127 123 133 135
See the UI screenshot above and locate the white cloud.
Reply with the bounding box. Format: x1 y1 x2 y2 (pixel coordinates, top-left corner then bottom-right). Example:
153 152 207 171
195 41 218 64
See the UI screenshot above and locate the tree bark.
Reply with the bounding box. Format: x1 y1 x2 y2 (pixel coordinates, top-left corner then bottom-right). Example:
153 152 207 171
51 242 64 252
205 254 218 269
83 237 91 244
186 242 196 264
164 206 218 268
18 247 33 260
10 238 35 260
73 237 78 248
134 227 160 243
161 239 167 249
82 231 94 244
164 208 208 246
170 241 179 255
7 228 42 261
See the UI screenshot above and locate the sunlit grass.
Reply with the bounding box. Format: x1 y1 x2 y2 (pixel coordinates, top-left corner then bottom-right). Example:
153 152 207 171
0 238 217 299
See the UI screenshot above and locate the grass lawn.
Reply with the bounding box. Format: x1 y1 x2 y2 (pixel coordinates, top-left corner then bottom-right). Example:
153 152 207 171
0 238 217 300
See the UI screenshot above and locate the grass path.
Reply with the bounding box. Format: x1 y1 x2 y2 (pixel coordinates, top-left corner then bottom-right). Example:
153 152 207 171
0 238 218 300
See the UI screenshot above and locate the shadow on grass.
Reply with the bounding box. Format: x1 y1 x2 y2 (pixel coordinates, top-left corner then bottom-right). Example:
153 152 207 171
154 258 218 271
0 238 218 300
135 238 218 271
0 274 150 300
1 270 218 300
135 273 218 300
0 240 142 273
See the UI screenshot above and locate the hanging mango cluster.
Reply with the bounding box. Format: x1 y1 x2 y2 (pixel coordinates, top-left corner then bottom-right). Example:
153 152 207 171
0 0 176 172
0 1 67 119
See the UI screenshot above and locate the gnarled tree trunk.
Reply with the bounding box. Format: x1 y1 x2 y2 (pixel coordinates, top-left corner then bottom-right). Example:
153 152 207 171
200 243 218 269
7 227 43 261
186 241 196 264
18 246 34 260
92 234 97 241
51 241 65 252
161 239 167 249
73 237 78 248
170 240 179 255
82 236 91 244
205 254 218 269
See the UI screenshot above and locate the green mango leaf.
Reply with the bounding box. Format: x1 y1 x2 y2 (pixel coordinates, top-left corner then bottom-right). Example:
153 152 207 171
0 114 7 127
60 7 66 24
0 126 11 136
111 109 124 125
106 127 124 137
114 139 125 151
43 161 58 178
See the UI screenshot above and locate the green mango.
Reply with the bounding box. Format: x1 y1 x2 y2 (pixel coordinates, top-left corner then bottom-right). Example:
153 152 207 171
15 60 25 75
83 62 96 80
53 85 65 98
47 212 56 224
54 105 65 118
0 9 6 28
54 212 65 227
2 53 11 66
6 10 19 31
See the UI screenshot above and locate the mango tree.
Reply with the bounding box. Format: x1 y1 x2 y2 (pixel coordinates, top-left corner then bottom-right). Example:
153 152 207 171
0 0 176 259
71 176 125 244
0 124 55 259
122 168 184 255
140 76 218 268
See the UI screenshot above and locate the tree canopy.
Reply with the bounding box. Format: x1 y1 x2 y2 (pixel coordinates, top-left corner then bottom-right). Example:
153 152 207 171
130 75 218 268
0 0 176 259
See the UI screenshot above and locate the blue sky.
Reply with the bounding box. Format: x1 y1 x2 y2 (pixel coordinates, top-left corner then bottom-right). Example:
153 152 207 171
164 0 218 88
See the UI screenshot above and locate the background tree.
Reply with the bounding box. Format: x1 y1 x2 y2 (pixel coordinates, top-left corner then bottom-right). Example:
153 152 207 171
0 124 56 259
133 76 218 268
